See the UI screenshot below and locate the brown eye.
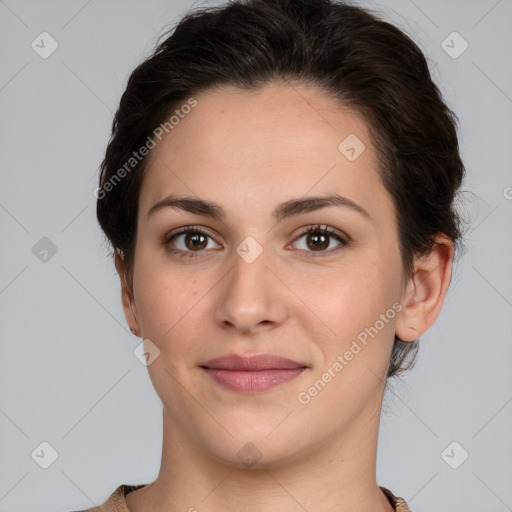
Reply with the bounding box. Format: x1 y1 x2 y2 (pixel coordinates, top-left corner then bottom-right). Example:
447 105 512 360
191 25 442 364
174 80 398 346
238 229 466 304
305 232 330 251
292 225 349 255
183 232 208 251
165 227 220 258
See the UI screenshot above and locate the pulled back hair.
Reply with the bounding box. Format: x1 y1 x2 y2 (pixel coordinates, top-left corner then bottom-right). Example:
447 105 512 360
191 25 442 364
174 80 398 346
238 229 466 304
96 0 466 378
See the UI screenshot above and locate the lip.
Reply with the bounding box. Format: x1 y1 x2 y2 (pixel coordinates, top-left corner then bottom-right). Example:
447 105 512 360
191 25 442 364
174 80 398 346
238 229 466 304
202 354 306 371
200 354 308 393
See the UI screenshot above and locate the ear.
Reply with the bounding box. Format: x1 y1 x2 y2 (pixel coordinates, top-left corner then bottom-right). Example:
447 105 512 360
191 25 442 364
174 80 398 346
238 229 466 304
395 234 454 342
114 250 141 336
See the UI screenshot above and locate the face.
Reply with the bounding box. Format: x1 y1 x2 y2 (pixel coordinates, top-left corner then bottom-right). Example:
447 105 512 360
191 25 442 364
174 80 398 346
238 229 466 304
124 82 407 467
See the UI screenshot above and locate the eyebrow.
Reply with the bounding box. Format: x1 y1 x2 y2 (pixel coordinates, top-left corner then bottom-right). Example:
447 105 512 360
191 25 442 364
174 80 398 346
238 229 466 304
147 193 371 222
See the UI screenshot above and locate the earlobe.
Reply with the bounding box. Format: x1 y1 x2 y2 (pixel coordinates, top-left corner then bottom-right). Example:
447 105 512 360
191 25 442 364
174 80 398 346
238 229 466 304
114 250 141 336
395 235 454 343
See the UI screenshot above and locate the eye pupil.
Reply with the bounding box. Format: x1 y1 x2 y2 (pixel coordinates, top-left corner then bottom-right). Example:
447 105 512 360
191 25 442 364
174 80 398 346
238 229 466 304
186 233 207 250
308 233 329 250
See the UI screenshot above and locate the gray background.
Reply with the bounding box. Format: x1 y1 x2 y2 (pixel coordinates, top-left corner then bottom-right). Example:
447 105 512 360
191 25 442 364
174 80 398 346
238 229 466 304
1 0 511 511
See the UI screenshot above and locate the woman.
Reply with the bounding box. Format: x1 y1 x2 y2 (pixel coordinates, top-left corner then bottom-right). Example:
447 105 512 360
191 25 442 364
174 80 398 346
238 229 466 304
84 0 465 510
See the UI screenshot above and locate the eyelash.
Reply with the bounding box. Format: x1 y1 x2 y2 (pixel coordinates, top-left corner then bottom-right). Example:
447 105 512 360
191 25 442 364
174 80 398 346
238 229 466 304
163 224 350 259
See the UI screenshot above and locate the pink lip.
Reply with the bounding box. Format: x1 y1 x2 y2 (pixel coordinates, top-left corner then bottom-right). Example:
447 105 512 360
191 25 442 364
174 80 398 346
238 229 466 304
201 354 307 392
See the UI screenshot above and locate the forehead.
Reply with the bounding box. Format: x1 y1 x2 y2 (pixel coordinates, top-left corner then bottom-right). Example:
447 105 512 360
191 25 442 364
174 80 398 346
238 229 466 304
139 82 391 222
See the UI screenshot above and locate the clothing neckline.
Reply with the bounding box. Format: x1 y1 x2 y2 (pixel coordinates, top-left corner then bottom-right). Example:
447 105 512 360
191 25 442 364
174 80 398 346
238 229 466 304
112 483 411 511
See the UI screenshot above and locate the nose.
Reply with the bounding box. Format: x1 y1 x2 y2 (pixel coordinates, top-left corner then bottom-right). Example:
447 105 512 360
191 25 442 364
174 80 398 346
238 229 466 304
214 243 289 335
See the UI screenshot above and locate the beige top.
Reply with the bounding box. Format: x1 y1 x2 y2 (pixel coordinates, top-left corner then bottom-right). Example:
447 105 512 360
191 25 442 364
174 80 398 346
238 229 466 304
76 484 412 511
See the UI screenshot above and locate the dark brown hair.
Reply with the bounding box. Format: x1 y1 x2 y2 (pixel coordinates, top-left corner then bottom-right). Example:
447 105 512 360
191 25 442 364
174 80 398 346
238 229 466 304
96 0 466 378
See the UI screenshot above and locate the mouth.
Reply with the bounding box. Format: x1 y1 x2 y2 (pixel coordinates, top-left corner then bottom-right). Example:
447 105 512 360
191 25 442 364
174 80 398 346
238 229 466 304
200 353 308 393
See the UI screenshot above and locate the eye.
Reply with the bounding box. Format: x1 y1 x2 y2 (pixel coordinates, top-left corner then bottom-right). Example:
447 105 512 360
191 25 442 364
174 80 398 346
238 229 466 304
164 224 350 259
291 224 349 256
164 226 220 258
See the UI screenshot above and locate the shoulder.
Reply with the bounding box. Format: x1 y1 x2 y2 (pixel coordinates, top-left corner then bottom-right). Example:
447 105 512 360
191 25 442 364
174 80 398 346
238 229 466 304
71 484 147 512
380 486 412 512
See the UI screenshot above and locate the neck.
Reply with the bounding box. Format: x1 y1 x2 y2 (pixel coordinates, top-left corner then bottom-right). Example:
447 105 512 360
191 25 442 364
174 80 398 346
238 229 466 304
126 394 394 512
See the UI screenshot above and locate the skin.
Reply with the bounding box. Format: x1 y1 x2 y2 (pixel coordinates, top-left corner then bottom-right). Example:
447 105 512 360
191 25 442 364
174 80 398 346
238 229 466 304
116 82 453 512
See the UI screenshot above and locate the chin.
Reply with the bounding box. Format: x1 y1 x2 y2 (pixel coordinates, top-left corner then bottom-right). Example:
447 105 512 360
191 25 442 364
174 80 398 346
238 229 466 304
212 440 305 470
199 422 311 470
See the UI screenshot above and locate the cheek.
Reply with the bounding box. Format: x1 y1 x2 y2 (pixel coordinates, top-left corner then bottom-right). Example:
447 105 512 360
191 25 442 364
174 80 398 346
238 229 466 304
297 258 399 340
132 263 210 404
294 267 399 417
133 254 207 350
